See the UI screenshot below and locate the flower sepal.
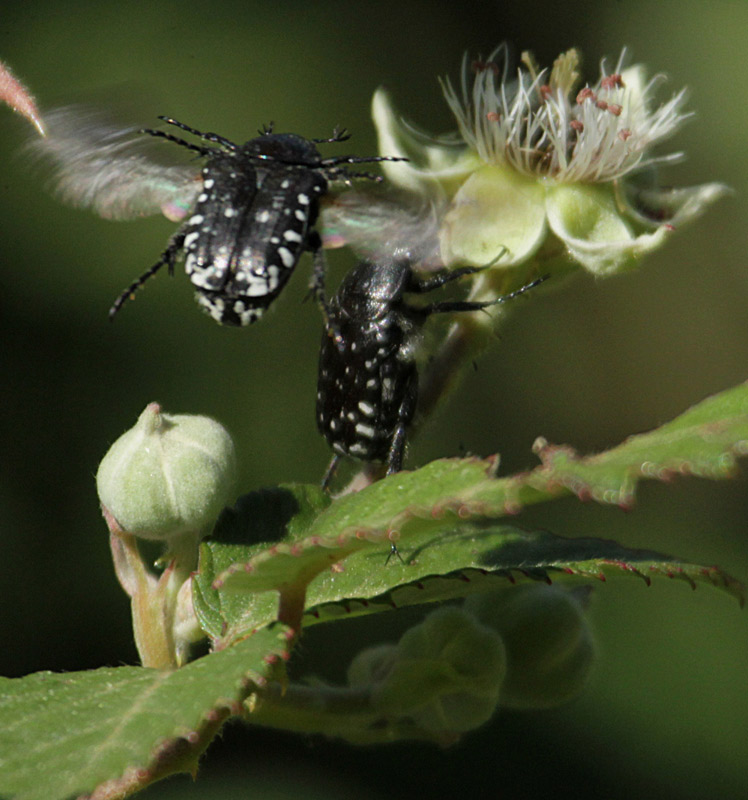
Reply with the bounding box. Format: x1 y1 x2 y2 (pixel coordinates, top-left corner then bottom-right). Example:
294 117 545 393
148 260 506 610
372 87 481 197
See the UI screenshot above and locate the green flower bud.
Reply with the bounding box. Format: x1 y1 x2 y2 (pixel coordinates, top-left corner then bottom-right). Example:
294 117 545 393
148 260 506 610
97 403 236 541
374 606 506 734
465 585 595 709
347 643 399 688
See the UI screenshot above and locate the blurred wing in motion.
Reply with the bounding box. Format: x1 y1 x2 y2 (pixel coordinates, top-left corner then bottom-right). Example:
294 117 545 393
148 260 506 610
320 188 444 268
30 107 202 221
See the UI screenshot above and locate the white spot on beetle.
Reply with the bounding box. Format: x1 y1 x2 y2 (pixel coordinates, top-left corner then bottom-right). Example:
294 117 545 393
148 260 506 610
197 294 225 323
266 265 281 291
283 230 302 243
189 214 204 226
238 306 263 325
203 179 215 189
358 401 376 417
355 423 376 438
278 247 295 267
297 193 310 205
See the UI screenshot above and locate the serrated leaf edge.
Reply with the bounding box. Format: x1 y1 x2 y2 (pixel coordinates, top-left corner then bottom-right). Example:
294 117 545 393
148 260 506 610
81 626 293 800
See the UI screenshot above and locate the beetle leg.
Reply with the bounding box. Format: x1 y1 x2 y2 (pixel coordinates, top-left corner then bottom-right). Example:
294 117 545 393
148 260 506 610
386 373 417 475
157 116 238 150
407 266 484 294
321 454 341 491
308 232 344 349
312 127 351 144
323 168 388 185
140 127 213 156
384 421 408 565
417 275 548 317
319 154 408 168
109 231 186 320
386 422 407 475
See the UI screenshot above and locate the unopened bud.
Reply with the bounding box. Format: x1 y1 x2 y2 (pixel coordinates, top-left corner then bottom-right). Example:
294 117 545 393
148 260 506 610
374 606 506 733
347 644 399 688
465 585 595 709
96 403 236 541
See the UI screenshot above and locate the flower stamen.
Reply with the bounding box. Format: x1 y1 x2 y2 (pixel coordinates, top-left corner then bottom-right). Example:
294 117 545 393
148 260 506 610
441 45 692 183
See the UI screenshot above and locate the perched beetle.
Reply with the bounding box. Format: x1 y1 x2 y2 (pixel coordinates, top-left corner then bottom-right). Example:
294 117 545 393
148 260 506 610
33 109 404 326
317 259 546 484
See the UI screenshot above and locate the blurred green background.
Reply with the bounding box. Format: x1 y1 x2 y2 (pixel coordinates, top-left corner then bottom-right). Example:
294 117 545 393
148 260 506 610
1 0 747 798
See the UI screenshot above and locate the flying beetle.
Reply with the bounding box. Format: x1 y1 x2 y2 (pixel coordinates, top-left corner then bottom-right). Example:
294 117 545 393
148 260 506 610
33 108 405 327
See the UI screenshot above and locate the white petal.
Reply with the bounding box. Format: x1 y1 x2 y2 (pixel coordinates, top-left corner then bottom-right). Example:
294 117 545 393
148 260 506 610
439 165 547 267
619 64 647 109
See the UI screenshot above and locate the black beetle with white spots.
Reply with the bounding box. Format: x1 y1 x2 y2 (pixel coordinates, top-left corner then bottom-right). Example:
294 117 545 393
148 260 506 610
32 107 545 487
109 118 406 327
34 110 404 328
317 259 546 485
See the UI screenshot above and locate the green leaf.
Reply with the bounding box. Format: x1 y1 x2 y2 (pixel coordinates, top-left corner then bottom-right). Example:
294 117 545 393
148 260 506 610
0 625 291 800
202 522 743 641
191 381 747 644
193 485 329 641
305 526 744 621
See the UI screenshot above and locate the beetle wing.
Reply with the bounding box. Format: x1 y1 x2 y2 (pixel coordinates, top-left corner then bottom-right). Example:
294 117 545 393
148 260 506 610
185 158 327 326
29 107 201 221
224 163 327 301
320 189 443 267
183 155 259 292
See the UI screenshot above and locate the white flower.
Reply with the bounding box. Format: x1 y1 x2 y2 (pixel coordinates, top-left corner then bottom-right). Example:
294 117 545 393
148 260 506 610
373 47 728 276
442 46 688 183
